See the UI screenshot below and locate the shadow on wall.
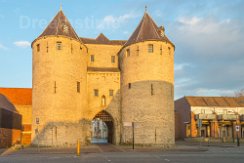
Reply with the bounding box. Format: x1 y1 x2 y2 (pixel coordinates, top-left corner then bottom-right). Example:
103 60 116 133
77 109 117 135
120 80 174 145
31 119 91 147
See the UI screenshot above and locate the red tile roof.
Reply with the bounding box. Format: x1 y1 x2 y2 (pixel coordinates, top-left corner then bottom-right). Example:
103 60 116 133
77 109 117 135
80 33 126 45
0 88 32 105
185 96 244 107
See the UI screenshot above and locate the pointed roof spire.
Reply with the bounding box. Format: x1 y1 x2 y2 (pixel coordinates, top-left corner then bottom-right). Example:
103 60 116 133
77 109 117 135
145 5 147 13
124 11 174 47
37 10 80 41
60 3 62 11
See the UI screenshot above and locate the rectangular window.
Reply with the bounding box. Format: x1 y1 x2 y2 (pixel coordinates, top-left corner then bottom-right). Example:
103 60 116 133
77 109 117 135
46 42 49 53
151 84 154 95
128 83 131 89
91 55 95 62
56 41 62 50
136 46 139 55
94 89 99 96
37 44 40 52
160 45 162 55
126 49 130 57
54 81 57 94
71 44 73 53
109 89 114 96
77 82 80 93
111 56 115 63
148 44 154 53
168 47 171 55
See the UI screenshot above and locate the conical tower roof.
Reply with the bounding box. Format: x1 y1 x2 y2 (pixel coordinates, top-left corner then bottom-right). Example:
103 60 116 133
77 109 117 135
38 10 80 41
124 12 173 47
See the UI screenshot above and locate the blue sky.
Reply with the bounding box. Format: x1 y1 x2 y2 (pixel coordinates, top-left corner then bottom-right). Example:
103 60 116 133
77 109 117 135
0 0 243 99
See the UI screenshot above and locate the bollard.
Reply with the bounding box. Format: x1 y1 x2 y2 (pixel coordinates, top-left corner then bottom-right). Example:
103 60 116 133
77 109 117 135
77 139 80 156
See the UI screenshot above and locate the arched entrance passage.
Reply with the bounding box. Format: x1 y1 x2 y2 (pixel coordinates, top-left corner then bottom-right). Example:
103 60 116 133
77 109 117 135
91 110 114 144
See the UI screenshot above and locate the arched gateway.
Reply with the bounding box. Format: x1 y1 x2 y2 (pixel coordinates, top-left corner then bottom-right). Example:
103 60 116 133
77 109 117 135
92 110 114 144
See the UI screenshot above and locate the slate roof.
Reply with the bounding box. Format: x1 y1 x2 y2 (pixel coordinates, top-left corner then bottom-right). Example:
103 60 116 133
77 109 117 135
124 12 174 47
38 10 80 41
80 33 126 45
0 88 32 105
0 94 18 112
185 96 244 107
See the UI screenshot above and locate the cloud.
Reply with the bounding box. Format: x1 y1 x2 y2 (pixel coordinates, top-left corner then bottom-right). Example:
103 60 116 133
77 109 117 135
97 13 138 30
178 16 201 26
14 41 31 48
170 15 244 99
195 88 234 96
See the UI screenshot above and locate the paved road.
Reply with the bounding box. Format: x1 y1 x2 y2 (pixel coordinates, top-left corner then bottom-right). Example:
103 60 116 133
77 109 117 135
1 145 244 163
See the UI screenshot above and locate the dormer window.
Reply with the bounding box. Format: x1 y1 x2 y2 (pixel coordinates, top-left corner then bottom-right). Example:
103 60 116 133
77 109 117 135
148 44 154 53
56 41 62 50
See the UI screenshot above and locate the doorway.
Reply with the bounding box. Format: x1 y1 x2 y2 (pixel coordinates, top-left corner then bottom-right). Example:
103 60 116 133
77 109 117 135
91 110 114 144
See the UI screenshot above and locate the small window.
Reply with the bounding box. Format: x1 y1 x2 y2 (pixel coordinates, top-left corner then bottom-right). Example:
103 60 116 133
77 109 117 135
160 45 162 55
37 44 40 52
91 55 95 62
151 84 154 95
77 82 80 93
128 83 131 89
136 46 140 55
109 89 114 96
71 44 73 53
56 41 62 50
168 47 171 55
101 95 106 106
148 44 154 53
111 56 115 63
54 81 57 94
126 49 130 57
46 42 49 53
94 89 99 96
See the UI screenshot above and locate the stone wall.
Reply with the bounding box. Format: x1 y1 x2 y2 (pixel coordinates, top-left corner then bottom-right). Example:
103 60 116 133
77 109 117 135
32 36 88 146
86 71 121 144
120 41 175 147
86 44 122 68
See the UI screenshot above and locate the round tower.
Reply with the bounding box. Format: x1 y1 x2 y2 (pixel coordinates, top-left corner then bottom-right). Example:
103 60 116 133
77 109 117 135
31 10 88 146
120 12 175 147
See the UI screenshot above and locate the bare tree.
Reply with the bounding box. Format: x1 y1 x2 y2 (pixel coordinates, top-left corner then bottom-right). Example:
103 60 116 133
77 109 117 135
235 88 244 97
235 89 244 105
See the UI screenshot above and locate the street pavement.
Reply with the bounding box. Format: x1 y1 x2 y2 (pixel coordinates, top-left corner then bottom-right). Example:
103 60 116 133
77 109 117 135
1 143 244 163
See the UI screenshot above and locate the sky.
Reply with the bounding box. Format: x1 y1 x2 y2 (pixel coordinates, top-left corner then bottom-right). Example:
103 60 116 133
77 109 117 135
0 0 243 99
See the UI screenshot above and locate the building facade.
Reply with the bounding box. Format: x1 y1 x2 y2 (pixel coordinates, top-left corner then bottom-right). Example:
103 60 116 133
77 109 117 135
0 92 23 148
0 8 175 148
175 96 244 141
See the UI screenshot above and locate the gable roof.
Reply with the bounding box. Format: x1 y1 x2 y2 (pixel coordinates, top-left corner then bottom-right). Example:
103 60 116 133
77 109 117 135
185 96 244 107
38 10 80 41
124 12 174 47
80 33 126 45
0 88 32 105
